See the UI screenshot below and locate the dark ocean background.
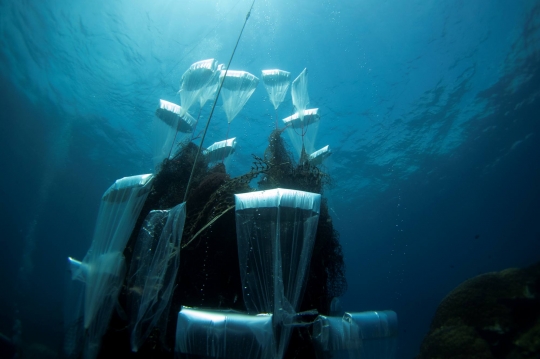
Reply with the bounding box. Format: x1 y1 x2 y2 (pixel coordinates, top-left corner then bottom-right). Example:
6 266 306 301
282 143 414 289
1 0 539 358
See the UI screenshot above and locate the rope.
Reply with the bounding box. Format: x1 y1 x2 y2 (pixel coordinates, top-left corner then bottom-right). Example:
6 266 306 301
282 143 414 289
183 0 256 203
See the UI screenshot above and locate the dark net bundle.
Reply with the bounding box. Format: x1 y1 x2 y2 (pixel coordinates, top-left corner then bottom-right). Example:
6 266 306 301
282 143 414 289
98 130 347 359
259 129 330 194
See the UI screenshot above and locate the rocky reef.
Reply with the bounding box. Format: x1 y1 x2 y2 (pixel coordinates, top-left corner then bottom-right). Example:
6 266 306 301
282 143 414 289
418 262 540 359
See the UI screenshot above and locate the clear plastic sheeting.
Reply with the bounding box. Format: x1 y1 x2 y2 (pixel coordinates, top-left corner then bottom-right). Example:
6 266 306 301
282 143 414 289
291 68 309 121
83 252 126 359
261 69 291 110
179 59 219 113
63 273 86 359
153 100 196 168
220 70 259 123
128 202 186 352
175 307 274 359
308 145 332 166
313 311 398 359
65 174 154 359
198 63 225 108
235 188 321 314
68 257 88 283
83 174 154 329
203 137 237 163
235 188 321 358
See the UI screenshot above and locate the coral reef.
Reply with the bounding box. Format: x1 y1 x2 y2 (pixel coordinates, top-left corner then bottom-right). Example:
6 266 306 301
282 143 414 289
418 261 540 359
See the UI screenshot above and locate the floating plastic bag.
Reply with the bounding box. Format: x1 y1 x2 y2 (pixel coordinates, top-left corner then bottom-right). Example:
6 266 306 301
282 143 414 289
261 69 290 110
203 138 237 163
308 145 332 166
153 100 196 168
179 59 219 113
291 68 309 121
198 63 225 109
220 70 259 123
282 108 321 157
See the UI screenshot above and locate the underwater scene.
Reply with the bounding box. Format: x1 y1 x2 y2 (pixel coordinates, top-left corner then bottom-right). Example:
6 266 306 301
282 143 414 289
1 1 539 358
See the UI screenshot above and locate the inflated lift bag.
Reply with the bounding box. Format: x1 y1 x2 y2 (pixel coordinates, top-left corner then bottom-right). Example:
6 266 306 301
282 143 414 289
313 310 398 359
175 307 273 359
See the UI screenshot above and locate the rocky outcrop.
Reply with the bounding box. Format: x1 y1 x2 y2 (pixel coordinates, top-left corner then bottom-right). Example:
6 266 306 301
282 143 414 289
418 262 540 359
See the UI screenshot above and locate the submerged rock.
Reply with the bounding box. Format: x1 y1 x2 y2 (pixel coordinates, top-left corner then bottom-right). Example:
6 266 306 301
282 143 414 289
418 261 540 359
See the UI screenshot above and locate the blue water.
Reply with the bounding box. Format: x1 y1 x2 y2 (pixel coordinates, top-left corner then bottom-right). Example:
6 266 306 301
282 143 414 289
1 0 539 358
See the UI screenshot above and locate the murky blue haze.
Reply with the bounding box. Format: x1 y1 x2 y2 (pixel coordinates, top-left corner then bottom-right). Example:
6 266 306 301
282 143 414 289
1 0 539 358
